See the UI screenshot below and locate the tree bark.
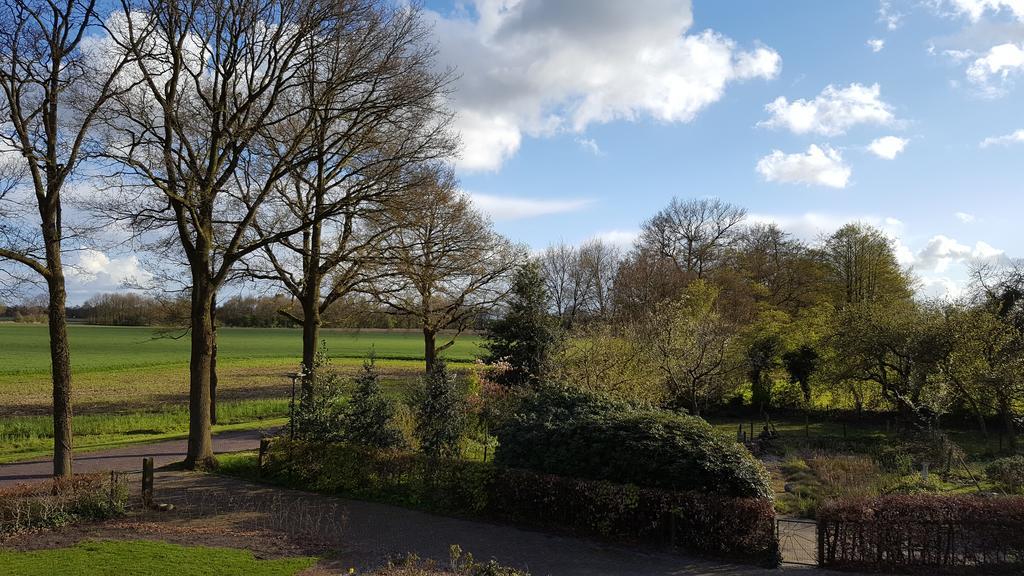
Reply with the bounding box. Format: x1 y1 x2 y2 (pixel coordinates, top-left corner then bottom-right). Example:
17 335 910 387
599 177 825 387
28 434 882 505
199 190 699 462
45 253 73 477
185 272 216 469
300 276 321 397
209 294 218 426
423 327 436 372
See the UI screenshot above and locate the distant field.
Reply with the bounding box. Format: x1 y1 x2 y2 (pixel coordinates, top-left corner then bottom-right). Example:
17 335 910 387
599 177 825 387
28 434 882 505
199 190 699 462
0 324 482 415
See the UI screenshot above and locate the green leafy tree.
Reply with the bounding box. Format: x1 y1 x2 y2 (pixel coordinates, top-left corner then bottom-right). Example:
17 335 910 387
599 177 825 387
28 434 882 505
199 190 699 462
412 359 466 458
782 345 820 403
747 334 783 411
343 355 405 449
293 343 345 441
485 261 558 386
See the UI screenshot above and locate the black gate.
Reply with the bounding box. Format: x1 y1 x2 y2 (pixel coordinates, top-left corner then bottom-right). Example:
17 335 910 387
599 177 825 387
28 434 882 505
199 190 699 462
777 517 818 566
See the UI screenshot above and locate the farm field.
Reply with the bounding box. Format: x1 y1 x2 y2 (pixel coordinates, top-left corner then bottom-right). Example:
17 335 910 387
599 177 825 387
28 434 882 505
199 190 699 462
0 324 481 462
0 323 482 414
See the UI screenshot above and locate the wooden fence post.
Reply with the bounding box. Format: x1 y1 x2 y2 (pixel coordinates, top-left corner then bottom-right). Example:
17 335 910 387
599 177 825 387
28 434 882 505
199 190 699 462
142 457 154 508
258 437 271 477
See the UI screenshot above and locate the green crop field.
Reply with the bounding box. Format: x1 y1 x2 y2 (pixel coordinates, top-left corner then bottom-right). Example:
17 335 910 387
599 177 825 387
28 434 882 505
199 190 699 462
0 323 482 462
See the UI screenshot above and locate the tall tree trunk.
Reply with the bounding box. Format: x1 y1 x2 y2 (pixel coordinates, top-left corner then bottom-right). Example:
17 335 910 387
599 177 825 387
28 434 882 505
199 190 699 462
185 272 216 469
300 281 321 398
45 249 73 477
423 326 436 372
1001 395 1017 452
209 294 218 426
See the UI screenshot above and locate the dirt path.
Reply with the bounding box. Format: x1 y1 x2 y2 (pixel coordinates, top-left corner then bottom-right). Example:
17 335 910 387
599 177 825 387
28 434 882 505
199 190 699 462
0 429 266 486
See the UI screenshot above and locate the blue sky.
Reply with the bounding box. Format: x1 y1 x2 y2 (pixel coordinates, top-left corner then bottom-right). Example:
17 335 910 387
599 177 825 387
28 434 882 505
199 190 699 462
421 0 1024 298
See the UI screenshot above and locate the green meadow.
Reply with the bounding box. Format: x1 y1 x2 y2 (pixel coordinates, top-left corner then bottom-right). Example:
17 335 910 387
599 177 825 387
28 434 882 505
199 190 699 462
0 323 482 462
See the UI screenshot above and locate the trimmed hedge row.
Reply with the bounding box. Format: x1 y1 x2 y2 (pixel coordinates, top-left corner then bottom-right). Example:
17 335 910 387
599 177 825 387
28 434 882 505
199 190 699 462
263 441 779 566
819 494 1024 573
493 386 772 499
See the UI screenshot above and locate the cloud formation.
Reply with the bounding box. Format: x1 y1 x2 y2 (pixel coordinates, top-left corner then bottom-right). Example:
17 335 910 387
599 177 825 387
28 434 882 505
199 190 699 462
981 127 1024 147
469 193 592 221
756 145 851 188
429 0 781 171
915 235 1006 272
760 83 895 136
954 211 977 223
867 38 886 52
868 136 908 159
966 42 1024 95
944 0 1024 21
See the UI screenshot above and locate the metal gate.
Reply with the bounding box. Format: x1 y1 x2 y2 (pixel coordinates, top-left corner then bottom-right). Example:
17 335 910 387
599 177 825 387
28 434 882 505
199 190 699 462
777 517 818 566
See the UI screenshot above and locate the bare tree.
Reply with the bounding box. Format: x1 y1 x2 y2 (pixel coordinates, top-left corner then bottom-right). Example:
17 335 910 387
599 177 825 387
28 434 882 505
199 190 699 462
372 170 524 371
639 197 746 280
0 0 135 476
245 2 456 389
97 0 340 468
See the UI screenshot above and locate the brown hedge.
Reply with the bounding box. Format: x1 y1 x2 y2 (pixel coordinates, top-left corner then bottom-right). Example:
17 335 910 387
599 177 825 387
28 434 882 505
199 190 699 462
818 494 1024 573
264 441 779 566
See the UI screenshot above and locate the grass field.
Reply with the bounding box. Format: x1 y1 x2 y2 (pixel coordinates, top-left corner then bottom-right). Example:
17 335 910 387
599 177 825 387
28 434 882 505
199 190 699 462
0 323 482 462
0 324 482 414
0 540 318 575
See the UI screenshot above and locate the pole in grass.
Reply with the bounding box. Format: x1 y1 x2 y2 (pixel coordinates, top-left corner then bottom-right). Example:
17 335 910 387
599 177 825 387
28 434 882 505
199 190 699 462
286 372 300 440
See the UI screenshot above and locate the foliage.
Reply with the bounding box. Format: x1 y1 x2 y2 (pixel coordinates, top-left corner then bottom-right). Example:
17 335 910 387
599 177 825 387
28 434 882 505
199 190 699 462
0 474 127 538
493 385 772 498
746 334 782 410
782 345 819 403
484 260 559 386
292 343 346 441
641 280 738 414
376 546 528 576
548 322 661 404
874 446 913 474
342 356 405 449
257 440 778 566
412 359 467 459
0 540 317 575
986 456 1024 494
819 494 1024 572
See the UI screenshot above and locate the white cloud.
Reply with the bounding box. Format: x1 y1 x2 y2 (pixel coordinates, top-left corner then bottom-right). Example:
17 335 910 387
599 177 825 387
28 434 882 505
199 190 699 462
915 235 1006 272
867 38 886 52
756 145 851 188
944 0 1024 21
965 42 1024 95
879 1 904 30
67 249 153 289
760 83 895 136
980 127 1024 146
919 275 967 300
868 136 908 159
429 0 781 171
469 193 592 221
747 213 904 243
575 137 606 157
954 211 977 223
590 229 640 249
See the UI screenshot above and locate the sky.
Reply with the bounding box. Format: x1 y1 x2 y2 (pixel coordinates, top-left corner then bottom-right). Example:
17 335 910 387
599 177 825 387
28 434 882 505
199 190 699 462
38 0 1024 303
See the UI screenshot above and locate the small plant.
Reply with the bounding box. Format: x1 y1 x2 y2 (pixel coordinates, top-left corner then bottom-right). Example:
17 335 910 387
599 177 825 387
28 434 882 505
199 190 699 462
343 355 405 450
874 446 913 474
985 455 1024 494
412 359 467 459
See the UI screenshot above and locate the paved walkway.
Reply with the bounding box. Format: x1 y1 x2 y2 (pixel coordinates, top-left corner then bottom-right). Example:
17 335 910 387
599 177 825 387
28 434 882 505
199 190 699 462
0 429 266 486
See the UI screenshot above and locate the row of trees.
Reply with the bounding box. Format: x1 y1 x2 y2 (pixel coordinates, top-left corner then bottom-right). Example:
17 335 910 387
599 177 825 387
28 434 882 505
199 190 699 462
0 0 522 474
489 198 1022 447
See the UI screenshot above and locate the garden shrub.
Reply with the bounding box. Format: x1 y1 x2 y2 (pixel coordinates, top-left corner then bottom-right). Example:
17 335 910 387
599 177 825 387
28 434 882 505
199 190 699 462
986 456 1024 494
819 494 1024 572
343 357 405 449
494 385 771 498
412 360 467 459
261 440 779 566
0 474 127 538
293 344 346 441
874 445 913 474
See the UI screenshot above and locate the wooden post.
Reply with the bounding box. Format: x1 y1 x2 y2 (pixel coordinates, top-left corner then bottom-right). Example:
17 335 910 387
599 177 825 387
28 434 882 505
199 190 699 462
142 457 154 508
258 437 271 476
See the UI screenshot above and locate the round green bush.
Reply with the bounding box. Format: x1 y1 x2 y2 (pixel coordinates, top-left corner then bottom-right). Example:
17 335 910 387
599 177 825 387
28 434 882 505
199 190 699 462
874 446 913 474
493 386 772 498
985 456 1024 494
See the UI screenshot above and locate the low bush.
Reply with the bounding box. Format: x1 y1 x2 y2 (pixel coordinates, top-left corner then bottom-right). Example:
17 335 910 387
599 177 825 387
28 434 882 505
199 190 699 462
0 474 127 538
494 385 771 498
874 445 913 474
986 456 1024 494
259 440 779 566
374 546 528 576
819 494 1024 573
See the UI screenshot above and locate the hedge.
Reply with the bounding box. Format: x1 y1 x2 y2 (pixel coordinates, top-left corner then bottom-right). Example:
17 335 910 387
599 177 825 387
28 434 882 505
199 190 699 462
493 386 772 498
263 440 779 566
818 494 1024 573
